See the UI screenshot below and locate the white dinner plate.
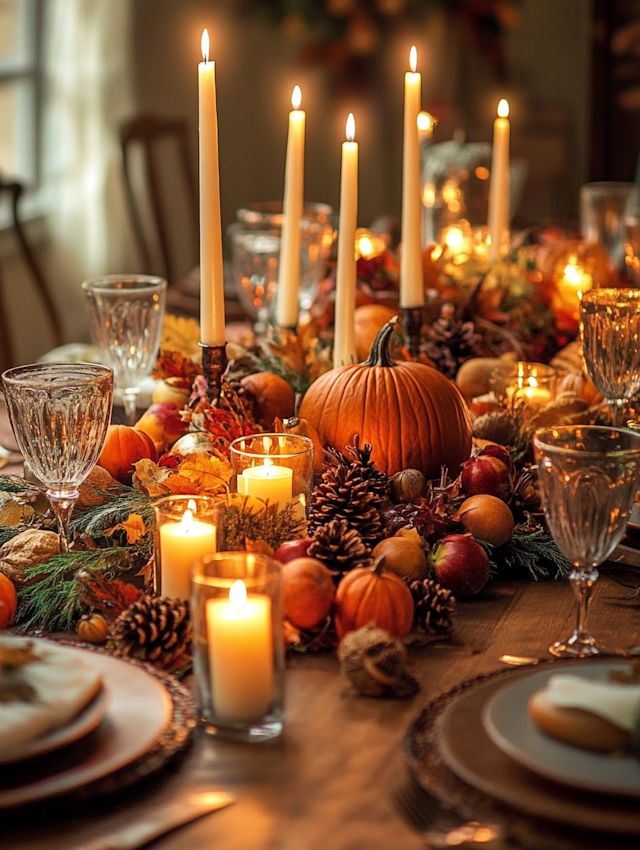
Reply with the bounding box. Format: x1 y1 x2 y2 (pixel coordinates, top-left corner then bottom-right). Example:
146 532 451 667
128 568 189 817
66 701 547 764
483 661 640 797
0 641 172 808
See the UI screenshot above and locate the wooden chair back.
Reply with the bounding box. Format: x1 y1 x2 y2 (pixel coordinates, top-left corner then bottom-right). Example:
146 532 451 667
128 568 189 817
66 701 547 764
0 176 63 372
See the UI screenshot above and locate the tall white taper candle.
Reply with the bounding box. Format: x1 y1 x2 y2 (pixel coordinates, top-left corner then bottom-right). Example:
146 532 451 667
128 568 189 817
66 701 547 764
333 113 358 369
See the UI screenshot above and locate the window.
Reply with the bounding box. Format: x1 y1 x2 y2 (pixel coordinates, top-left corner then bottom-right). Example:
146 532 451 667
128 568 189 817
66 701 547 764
0 0 39 186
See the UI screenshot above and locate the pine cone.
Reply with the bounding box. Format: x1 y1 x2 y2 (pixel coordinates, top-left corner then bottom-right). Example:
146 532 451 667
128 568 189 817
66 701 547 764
420 303 480 379
111 595 192 672
309 462 383 546
473 410 517 445
344 436 389 500
308 518 372 579
409 578 455 635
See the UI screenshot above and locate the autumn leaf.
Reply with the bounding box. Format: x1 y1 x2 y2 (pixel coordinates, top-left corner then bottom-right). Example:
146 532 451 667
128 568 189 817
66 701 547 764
0 493 34 526
132 459 172 497
105 513 147 544
174 452 232 493
160 314 201 358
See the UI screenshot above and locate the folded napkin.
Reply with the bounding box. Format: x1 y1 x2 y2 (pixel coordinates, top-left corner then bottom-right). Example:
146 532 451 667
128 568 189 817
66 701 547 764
545 674 640 734
0 638 103 757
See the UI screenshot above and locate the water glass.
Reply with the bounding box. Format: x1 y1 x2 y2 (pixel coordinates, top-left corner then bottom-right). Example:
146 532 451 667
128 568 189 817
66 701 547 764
192 551 285 742
2 363 113 552
82 274 166 425
580 182 638 273
533 425 640 657
580 288 640 425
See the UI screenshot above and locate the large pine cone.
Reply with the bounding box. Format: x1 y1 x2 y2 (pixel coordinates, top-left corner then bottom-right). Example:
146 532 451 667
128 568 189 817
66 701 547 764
308 463 383 546
111 595 191 672
308 518 372 580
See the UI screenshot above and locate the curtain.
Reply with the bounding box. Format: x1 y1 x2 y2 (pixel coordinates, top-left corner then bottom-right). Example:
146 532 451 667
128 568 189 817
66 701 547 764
42 0 137 342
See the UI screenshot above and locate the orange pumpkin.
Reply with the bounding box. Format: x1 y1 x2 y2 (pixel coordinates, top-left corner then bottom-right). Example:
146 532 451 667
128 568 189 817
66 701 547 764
300 318 472 478
241 372 295 428
354 304 399 362
0 573 17 629
98 424 157 484
557 371 603 406
334 557 414 640
282 557 335 630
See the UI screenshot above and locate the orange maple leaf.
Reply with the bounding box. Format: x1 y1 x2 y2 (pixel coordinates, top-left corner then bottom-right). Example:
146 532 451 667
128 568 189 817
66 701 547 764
105 512 147 544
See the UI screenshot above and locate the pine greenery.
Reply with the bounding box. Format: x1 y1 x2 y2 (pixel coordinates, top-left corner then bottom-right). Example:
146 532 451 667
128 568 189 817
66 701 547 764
479 527 571 581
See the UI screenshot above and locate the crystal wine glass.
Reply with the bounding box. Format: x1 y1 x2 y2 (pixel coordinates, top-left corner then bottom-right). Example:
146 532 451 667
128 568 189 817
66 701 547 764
82 274 166 425
580 288 640 426
1 363 113 552
533 425 640 657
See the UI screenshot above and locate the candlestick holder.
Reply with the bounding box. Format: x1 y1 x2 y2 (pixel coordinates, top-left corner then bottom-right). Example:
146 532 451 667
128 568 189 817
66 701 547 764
192 551 285 742
402 307 424 359
200 342 228 404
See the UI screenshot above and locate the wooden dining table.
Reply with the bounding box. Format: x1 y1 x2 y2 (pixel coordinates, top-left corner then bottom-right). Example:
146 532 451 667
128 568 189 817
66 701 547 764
1 407 640 849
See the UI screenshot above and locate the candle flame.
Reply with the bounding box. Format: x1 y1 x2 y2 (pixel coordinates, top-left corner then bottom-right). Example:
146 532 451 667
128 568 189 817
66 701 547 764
409 45 417 73
229 579 247 608
564 263 582 285
497 98 509 118
417 111 432 132
528 376 538 389
201 28 210 63
346 113 355 143
292 85 302 110
181 508 194 529
187 498 197 512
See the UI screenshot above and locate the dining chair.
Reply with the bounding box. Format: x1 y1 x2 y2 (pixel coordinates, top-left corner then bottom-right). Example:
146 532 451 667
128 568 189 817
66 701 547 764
119 113 200 316
0 175 64 372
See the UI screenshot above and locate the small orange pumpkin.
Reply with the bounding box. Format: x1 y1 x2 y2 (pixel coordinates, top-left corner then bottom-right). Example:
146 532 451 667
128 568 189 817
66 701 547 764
300 317 472 478
98 424 157 484
335 557 414 640
241 372 295 428
557 371 603 406
77 612 109 644
0 573 18 629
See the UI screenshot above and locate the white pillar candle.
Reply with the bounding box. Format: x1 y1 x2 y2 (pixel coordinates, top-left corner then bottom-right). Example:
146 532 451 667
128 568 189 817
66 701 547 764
237 463 293 508
207 580 274 723
333 113 358 369
488 98 510 261
159 504 217 600
276 85 306 329
198 29 226 346
400 46 424 309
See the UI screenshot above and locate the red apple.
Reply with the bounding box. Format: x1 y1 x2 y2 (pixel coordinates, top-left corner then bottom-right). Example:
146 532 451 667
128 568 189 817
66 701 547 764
429 534 490 598
274 538 313 564
460 455 511 501
135 402 188 452
478 443 514 474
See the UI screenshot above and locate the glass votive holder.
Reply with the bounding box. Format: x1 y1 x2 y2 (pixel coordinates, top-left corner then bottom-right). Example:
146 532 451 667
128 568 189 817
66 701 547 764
191 551 285 742
229 433 314 512
153 495 223 600
490 362 556 412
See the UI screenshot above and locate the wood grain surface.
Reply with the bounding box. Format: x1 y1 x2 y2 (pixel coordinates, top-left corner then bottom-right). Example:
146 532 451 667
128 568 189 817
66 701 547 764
2 578 639 850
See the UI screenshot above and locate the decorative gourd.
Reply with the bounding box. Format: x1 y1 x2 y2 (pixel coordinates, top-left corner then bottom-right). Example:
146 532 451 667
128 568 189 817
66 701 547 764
354 304 399 362
241 371 295 427
334 557 414 640
300 317 472 478
77 612 109 644
557 370 603 406
0 573 17 629
98 424 157 485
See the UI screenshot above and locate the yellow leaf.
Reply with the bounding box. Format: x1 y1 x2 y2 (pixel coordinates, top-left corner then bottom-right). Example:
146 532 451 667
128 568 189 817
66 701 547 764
174 453 232 493
0 493 34 526
105 512 147 544
132 459 172 497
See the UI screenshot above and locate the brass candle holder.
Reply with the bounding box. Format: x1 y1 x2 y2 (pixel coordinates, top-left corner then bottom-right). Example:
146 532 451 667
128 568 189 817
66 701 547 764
200 342 228 404
402 307 424 359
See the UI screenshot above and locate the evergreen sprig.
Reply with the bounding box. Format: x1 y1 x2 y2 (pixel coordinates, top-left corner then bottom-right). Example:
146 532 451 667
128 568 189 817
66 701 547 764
479 527 571 581
0 475 33 495
17 547 133 634
71 488 154 537
224 497 306 551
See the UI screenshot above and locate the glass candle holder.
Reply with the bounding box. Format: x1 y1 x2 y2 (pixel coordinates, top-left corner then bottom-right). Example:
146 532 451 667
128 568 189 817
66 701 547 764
192 551 285 742
154 496 223 601
229 433 314 512
490 362 556 412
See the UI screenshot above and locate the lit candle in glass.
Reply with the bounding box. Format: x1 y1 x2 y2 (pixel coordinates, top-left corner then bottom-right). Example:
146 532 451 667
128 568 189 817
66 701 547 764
159 499 218 600
237 460 293 507
206 579 274 723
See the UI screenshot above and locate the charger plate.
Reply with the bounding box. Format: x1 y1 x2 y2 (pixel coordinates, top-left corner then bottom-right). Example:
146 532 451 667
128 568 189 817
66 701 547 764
0 642 194 809
405 660 640 849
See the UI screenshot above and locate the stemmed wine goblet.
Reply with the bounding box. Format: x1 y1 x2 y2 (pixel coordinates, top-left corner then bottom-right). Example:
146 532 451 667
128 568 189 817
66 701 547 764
82 274 166 425
533 425 640 657
1 363 114 552
580 288 640 426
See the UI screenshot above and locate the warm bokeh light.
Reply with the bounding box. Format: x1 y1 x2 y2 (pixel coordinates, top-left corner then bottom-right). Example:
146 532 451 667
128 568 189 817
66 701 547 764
445 227 464 251
201 28 209 63
497 98 509 118
409 45 417 73
346 113 355 143
564 263 582 285
417 111 433 132
292 85 302 110
475 166 490 180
